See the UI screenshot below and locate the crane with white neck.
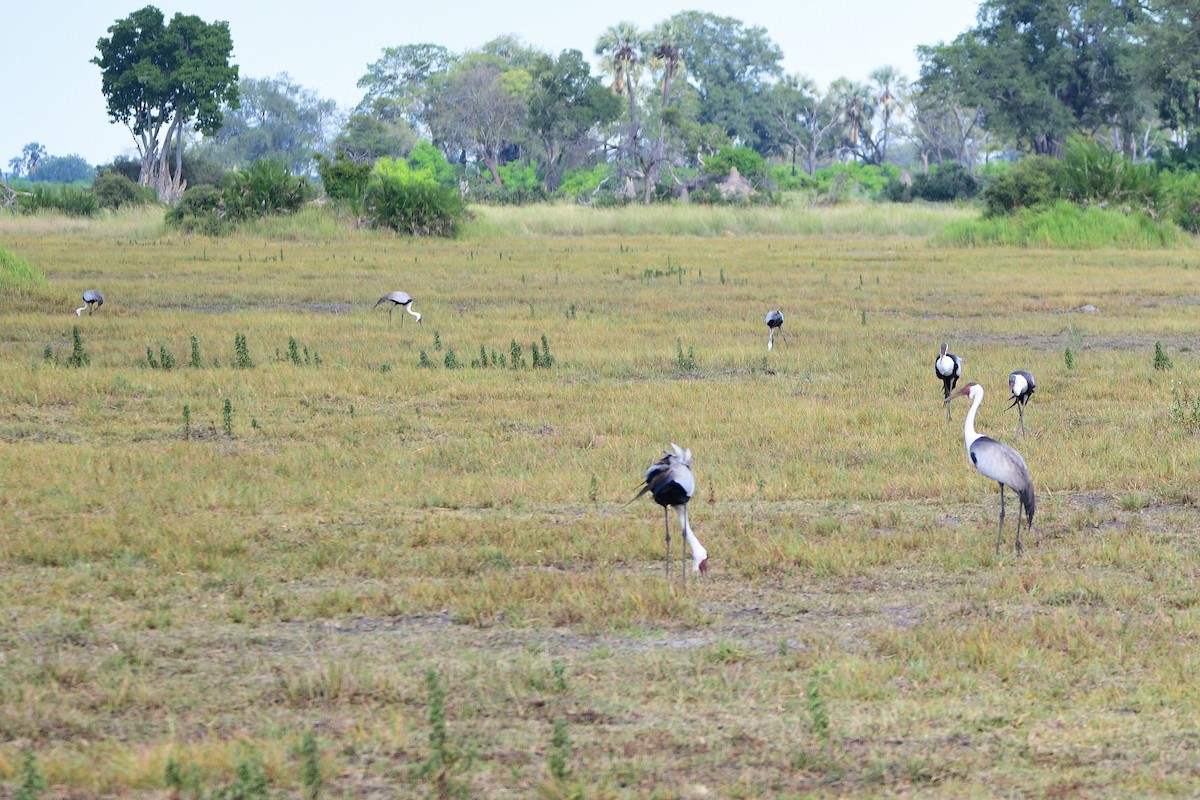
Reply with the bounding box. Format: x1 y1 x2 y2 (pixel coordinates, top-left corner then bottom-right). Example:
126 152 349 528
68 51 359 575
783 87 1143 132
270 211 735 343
935 342 963 420
1007 370 1036 435
631 443 709 582
374 291 422 324
946 382 1035 555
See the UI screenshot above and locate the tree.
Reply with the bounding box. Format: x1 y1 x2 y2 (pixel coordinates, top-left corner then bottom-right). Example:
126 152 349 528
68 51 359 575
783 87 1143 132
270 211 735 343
526 50 621 190
356 43 455 130
199 74 337 173
918 0 1145 157
428 64 528 186
7 143 46 179
1140 0 1200 144
332 113 419 163
93 5 239 202
666 11 784 152
28 155 95 184
595 22 648 132
763 76 843 176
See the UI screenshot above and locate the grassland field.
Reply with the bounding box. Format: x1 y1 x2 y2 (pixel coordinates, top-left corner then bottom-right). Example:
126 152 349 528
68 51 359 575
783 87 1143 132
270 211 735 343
1 203 1199 799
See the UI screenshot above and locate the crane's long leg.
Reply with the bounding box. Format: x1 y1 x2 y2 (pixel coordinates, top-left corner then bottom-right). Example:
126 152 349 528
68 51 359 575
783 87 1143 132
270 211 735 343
678 506 689 587
1017 403 1026 436
664 506 671 579
767 330 774 351
944 384 952 421
996 484 1006 555
1015 500 1024 555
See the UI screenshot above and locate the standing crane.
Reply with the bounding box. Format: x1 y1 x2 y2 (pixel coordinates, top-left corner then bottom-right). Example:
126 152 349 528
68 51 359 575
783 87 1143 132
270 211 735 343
631 444 709 582
935 342 963 420
765 310 785 351
946 382 1035 555
76 289 104 316
1007 370 1036 435
373 291 422 324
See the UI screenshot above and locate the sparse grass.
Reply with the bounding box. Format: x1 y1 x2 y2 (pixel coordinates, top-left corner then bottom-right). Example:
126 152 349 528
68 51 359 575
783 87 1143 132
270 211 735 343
1 204 1199 798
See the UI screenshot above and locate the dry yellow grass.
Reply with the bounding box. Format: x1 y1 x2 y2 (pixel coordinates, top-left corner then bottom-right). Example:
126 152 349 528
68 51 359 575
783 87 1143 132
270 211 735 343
1 204 1198 798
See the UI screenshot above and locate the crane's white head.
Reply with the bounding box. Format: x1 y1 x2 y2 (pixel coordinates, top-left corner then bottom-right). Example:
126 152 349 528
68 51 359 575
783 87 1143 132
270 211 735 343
939 342 949 356
76 306 86 316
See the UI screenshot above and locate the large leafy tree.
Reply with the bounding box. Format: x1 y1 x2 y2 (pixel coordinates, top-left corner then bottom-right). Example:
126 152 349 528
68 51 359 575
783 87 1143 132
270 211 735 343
526 50 621 190
1140 0 1200 143
356 43 456 130
93 5 238 201
666 11 783 152
427 63 529 185
762 76 843 176
918 0 1145 156
199 74 337 173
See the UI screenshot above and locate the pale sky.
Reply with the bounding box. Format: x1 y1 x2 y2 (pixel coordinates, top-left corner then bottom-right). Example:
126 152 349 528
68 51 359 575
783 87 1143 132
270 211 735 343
0 0 981 169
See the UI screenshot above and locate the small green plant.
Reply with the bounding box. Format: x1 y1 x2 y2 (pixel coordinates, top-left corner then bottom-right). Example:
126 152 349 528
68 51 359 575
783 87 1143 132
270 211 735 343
299 730 323 800
183 405 191 440
159 344 175 370
66 325 90 367
537 334 555 368
806 678 830 740
223 398 234 438
861 310 867 326
418 669 469 799
288 336 302 365
235 333 254 368
164 756 186 795
510 340 525 369
478 344 489 368
444 348 461 369
14 747 46 800
146 347 159 369
1064 347 1076 370
1170 381 1200 433
588 474 599 505
210 750 269 800
434 330 442 350
548 716 571 781
1154 341 1173 371
42 344 56 365
674 337 697 372
552 660 568 693
418 350 436 368
189 334 202 368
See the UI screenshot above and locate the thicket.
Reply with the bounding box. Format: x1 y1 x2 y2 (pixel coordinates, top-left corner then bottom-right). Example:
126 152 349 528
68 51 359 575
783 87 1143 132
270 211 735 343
91 171 157 210
166 159 312 234
317 151 468 237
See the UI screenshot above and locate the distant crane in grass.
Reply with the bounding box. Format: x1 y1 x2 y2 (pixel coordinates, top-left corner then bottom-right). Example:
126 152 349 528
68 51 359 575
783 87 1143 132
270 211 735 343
631 444 708 582
1007 370 1036 435
76 289 104 316
765 310 785 351
935 342 963 420
946 382 1035 555
374 291 422 324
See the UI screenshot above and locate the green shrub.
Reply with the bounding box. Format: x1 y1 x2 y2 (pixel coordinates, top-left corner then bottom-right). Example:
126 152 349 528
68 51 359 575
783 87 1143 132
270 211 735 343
558 163 612 198
406 142 458 187
314 152 372 204
18 184 100 217
91 172 156 210
366 175 468 237
1058 136 1161 214
165 186 229 235
1161 170 1200 233
980 156 1062 217
223 159 312 220
704 146 767 181
913 162 978 202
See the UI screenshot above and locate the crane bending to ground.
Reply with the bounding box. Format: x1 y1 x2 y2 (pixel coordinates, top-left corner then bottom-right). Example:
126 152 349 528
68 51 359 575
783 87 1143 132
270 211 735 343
765 310 785 351
935 342 963 420
631 444 708 583
947 382 1036 555
1007 370 1036 435
374 291 421 324
76 289 104 316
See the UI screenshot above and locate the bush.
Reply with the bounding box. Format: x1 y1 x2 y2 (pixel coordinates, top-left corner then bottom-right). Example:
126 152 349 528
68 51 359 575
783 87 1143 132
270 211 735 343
812 162 899 202
315 152 372 204
704 146 767 181
366 175 468 237
223 159 312 220
557 163 613 199
1058 136 1161 214
165 185 230 235
407 142 458 187
912 162 978 202
0 247 48 293
17 184 100 217
1162 170 1200 233
92 172 156 210
980 156 1061 217
769 165 817 192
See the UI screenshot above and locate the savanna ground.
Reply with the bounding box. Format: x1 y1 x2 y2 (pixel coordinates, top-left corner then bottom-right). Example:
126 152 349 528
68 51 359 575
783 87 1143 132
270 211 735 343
1 203 1199 799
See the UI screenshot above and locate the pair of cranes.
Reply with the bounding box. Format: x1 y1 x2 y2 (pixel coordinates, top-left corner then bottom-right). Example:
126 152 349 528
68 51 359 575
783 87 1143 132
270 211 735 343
74 289 422 323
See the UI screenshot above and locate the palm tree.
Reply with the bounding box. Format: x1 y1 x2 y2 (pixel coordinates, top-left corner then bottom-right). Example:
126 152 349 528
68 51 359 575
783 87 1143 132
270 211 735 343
869 66 908 164
595 22 647 130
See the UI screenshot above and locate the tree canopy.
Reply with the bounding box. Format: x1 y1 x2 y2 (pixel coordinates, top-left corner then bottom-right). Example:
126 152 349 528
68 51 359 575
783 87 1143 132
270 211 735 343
93 5 238 201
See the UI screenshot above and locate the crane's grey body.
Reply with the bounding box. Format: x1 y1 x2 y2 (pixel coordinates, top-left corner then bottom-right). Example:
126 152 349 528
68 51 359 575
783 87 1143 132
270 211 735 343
765 310 785 351
935 342 963 420
77 289 104 316
949 382 1036 554
1007 370 1036 434
374 291 421 324
632 444 708 581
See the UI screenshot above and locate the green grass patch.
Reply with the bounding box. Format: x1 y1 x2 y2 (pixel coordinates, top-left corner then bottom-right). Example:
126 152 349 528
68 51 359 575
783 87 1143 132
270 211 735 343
937 201 1186 248
0 246 48 292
